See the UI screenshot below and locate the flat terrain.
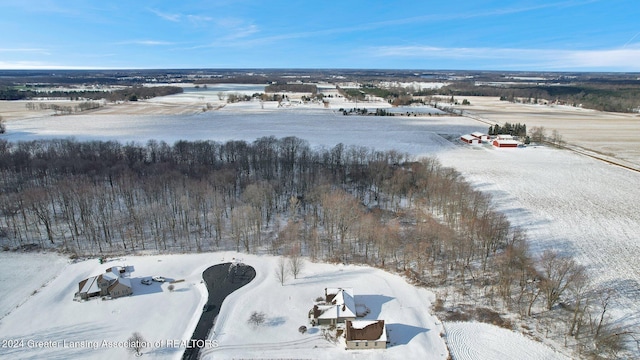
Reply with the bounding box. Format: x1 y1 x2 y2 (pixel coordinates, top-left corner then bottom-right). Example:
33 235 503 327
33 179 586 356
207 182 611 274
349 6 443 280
457 96 640 169
1 87 639 358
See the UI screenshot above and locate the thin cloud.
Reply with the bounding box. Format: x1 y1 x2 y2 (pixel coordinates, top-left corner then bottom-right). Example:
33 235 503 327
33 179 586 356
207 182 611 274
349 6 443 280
115 40 175 46
149 8 212 25
0 48 49 53
623 32 640 48
191 0 601 50
0 61 102 70
149 8 181 22
370 45 640 70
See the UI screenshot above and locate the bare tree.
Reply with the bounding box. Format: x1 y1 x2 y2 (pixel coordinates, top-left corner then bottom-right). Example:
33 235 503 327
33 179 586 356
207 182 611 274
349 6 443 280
288 251 304 279
275 256 289 285
529 126 546 143
550 129 563 146
538 250 585 310
248 311 266 326
127 332 147 357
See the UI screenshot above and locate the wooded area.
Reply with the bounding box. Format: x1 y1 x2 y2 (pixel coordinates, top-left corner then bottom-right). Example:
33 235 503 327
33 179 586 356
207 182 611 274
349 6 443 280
0 136 626 357
0 85 183 101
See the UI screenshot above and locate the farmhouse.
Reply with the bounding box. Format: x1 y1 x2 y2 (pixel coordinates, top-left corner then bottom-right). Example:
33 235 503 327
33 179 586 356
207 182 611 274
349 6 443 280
309 287 357 326
75 266 132 300
345 320 387 350
460 134 480 145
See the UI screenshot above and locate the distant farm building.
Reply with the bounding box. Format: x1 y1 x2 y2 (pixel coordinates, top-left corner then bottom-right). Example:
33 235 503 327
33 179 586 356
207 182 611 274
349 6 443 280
345 320 388 350
470 132 489 141
75 266 132 301
493 138 519 148
461 134 480 145
496 134 514 140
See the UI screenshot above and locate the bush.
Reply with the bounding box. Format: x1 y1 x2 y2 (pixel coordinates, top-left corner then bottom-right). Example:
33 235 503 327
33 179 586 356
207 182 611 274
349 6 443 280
248 311 266 326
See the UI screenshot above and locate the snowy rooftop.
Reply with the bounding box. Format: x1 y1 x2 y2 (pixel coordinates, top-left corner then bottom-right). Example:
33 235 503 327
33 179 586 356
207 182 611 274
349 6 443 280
346 320 387 342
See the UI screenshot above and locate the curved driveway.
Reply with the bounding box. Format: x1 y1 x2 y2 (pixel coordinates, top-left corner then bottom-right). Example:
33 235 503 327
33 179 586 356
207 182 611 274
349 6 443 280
182 262 256 360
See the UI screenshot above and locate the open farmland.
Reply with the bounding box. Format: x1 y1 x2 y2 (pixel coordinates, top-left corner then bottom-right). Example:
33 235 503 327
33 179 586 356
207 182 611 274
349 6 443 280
1 87 639 358
455 96 640 170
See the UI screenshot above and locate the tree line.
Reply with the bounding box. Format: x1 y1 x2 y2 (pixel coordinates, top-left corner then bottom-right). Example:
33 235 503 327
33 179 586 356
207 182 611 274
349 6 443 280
488 122 527 137
438 81 640 113
265 84 318 94
0 85 183 102
0 136 631 357
24 101 103 115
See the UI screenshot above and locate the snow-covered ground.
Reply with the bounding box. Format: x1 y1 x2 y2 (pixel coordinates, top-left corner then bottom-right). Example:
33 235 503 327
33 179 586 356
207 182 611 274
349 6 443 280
444 322 569 360
1 92 639 358
0 252 451 359
438 145 640 321
0 252 68 320
3 105 481 156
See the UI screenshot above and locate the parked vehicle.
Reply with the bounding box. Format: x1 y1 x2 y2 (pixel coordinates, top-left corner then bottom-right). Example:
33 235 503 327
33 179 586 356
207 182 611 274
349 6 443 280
141 278 152 285
152 276 165 282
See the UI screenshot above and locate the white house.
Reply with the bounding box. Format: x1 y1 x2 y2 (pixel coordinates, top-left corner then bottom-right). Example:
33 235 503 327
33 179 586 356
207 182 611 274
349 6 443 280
310 287 357 326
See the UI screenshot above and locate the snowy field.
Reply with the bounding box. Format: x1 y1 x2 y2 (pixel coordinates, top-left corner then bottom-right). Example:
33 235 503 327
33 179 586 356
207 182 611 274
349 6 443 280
1 91 639 358
0 251 571 360
0 252 451 359
438 145 640 323
455 96 640 169
0 252 69 320
3 105 478 156
444 322 569 360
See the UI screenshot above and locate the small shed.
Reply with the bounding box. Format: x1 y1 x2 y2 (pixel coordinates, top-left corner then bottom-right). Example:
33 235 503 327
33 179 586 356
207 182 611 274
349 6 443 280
461 134 480 145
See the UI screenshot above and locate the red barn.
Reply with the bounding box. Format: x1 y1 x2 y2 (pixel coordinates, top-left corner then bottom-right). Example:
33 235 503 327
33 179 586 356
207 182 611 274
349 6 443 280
493 139 519 148
461 134 480 144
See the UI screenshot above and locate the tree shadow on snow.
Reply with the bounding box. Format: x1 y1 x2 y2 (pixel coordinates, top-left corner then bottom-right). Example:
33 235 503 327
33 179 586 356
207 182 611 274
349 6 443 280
266 316 286 327
385 323 429 347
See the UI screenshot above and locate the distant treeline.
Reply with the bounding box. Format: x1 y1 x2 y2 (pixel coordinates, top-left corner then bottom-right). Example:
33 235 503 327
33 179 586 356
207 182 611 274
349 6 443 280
265 84 317 93
24 101 103 115
436 82 640 113
0 85 183 101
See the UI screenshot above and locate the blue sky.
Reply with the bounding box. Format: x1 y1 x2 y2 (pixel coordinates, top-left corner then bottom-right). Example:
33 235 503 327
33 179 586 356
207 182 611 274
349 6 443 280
1 0 639 71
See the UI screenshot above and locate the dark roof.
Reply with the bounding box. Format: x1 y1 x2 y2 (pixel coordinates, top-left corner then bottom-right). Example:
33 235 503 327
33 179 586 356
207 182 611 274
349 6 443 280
345 320 385 341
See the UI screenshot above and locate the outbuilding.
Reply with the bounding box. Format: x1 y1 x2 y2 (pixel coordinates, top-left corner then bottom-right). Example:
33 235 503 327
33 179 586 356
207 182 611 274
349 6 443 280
493 139 519 148
470 132 489 141
461 134 480 145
